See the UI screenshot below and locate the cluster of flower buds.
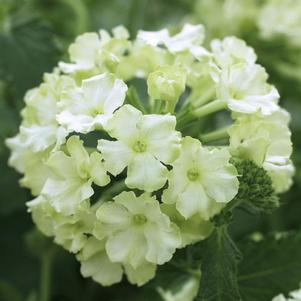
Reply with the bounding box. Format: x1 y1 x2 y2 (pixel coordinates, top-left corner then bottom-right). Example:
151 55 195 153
6 24 293 286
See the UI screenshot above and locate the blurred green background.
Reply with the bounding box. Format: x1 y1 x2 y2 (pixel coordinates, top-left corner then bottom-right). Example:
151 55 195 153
0 0 301 300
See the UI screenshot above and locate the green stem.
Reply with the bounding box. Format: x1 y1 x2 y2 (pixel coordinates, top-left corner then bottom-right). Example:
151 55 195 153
200 127 230 143
176 100 227 130
126 86 148 113
189 86 216 108
40 250 55 301
152 99 165 114
193 99 227 118
101 181 128 201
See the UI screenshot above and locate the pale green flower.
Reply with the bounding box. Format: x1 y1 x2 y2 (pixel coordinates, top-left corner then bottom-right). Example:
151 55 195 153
59 32 101 73
211 36 257 68
57 73 127 133
17 71 75 152
162 137 239 220
98 104 181 192
158 276 200 301
19 124 67 153
147 65 186 111
258 0 301 48
27 196 94 253
229 109 294 193
6 134 50 195
124 263 157 287
76 237 123 286
215 63 279 115
116 42 173 80
138 24 207 57
42 136 110 214
59 26 130 74
161 204 213 247
94 191 181 267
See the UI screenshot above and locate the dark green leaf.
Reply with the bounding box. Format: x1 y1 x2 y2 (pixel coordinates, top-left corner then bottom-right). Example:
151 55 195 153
238 231 301 301
0 8 59 100
196 227 242 301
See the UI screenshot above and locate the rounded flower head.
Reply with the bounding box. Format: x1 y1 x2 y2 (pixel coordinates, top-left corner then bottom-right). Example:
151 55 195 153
163 137 239 220
5 23 293 289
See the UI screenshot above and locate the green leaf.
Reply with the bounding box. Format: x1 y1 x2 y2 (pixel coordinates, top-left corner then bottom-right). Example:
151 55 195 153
0 8 59 100
238 231 301 301
196 227 242 301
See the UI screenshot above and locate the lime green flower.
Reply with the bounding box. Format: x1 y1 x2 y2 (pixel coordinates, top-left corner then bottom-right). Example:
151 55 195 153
215 63 279 115
162 137 239 220
94 191 181 267
98 105 181 192
57 73 127 133
59 32 101 73
211 36 257 68
16 71 75 153
138 24 205 54
27 196 94 253
6 134 50 195
76 237 123 286
42 136 110 214
59 26 130 74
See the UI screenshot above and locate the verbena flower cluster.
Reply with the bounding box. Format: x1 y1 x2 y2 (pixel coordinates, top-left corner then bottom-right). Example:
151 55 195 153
6 24 294 286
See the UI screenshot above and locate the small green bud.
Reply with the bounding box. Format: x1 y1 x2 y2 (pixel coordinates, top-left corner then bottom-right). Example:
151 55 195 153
147 65 186 111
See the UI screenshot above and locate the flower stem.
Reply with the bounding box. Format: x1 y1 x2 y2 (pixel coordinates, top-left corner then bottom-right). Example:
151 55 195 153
40 250 55 301
176 100 227 130
193 99 227 118
152 99 165 114
127 86 148 113
200 127 230 143
101 180 128 201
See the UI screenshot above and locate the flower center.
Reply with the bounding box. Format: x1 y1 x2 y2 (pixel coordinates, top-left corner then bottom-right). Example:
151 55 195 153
89 107 102 117
133 140 147 153
132 214 147 225
187 168 200 181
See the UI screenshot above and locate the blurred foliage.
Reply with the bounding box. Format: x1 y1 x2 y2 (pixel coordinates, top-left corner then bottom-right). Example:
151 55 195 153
0 0 301 300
